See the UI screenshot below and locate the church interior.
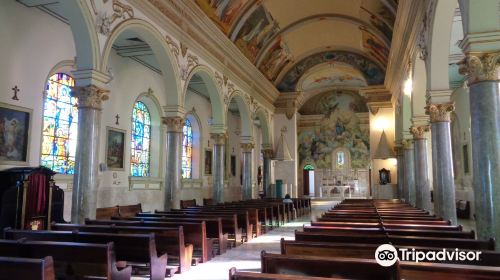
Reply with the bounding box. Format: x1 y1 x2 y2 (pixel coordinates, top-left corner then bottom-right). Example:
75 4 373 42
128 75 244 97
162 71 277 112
0 0 500 279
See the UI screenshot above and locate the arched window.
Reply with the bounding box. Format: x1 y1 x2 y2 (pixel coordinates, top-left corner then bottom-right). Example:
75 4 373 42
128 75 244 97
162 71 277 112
131 101 151 177
182 119 193 179
41 73 78 174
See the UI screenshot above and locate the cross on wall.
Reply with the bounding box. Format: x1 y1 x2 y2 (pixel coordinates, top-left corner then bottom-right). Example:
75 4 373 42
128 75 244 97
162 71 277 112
11 85 20 100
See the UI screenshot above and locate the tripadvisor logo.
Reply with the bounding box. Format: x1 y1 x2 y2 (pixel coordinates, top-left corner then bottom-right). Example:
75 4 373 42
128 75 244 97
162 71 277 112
375 244 483 266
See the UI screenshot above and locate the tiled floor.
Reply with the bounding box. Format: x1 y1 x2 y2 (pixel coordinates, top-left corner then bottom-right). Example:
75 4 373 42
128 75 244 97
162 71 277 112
134 200 476 280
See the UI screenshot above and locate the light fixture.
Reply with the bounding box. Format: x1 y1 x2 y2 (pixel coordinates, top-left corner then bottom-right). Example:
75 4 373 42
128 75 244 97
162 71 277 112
273 126 292 161
373 130 395 159
374 118 388 132
404 77 413 97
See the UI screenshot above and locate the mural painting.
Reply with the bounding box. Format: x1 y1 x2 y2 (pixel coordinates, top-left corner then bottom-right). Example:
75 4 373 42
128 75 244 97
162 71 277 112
360 5 394 40
195 0 249 34
298 91 370 169
259 38 292 80
299 63 368 91
277 51 385 92
233 5 280 61
360 26 389 66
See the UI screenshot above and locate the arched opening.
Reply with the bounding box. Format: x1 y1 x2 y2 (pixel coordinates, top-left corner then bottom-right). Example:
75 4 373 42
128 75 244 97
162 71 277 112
303 164 315 196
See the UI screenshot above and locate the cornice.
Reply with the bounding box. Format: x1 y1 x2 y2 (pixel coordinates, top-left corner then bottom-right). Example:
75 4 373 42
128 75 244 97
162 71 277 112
129 0 279 112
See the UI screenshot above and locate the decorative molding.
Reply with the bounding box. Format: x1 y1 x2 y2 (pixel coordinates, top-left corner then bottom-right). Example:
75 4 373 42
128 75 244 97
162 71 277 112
393 144 404 156
367 101 392 115
210 133 227 145
96 12 112 36
164 35 180 62
401 138 414 149
262 148 274 158
162 116 185 133
458 52 500 85
410 125 430 140
240 143 255 153
425 103 455 123
72 85 109 109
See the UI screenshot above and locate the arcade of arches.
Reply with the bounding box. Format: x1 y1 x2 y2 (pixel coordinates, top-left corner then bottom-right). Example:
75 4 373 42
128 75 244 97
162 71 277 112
1 0 500 263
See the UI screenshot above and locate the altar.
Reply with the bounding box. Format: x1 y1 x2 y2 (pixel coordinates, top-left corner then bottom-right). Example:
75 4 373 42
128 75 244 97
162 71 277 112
320 185 353 199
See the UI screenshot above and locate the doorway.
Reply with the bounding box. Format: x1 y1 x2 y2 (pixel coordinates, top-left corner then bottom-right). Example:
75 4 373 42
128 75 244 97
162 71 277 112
303 164 315 196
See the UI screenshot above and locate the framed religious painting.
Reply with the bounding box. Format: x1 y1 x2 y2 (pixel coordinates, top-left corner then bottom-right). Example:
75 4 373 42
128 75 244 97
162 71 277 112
0 102 32 165
204 149 212 175
106 127 126 170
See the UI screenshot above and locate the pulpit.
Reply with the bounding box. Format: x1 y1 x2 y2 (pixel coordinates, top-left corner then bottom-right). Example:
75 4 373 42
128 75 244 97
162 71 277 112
0 166 65 230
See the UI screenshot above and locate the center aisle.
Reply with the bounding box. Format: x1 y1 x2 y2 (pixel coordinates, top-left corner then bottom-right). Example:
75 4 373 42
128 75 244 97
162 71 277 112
163 200 337 280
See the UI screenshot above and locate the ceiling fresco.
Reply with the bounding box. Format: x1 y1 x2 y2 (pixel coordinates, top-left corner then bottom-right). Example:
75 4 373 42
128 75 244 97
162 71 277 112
194 0 398 93
298 63 368 92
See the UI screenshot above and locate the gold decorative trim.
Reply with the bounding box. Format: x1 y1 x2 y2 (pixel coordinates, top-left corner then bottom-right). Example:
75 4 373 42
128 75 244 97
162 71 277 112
458 52 500 85
210 133 227 145
240 143 255 153
425 103 455 123
162 116 185 132
72 85 109 109
401 139 414 150
262 149 274 158
410 125 430 140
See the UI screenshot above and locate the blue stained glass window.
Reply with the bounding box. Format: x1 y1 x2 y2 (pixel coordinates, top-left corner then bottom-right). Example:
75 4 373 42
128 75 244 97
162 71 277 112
41 73 78 174
131 101 151 176
181 118 193 179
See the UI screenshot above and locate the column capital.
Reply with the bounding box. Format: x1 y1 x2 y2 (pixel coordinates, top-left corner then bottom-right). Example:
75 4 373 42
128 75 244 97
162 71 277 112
262 148 274 158
410 125 430 140
425 103 455 123
210 133 227 145
240 143 254 153
458 52 500 85
393 145 404 156
401 139 414 150
162 116 185 132
72 85 109 109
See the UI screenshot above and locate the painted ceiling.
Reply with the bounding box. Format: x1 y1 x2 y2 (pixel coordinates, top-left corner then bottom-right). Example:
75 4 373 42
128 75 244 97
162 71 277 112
195 0 397 93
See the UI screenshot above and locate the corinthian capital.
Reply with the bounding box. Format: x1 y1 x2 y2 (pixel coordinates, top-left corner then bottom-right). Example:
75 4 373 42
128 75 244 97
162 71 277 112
401 139 414 150
262 149 274 158
425 103 455 123
458 52 500 85
72 85 109 109
240 143 254 153
162 116 185 133
410 125 430 140
210 133 227 145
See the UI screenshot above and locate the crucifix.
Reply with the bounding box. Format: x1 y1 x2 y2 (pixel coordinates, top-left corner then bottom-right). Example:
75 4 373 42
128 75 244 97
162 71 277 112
11 85 20 100
115 114 120 125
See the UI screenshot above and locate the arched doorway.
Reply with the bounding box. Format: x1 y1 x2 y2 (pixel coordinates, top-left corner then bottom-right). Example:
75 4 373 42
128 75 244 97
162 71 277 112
303 164 315 196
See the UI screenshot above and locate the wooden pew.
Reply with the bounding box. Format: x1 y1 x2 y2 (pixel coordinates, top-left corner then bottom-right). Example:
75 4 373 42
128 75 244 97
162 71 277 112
317 216 452 225
119 203 143 217
4 228 168 280
118 215 227 255
294 231 495 250
261 251 399 279
97 205 120 220
203 198 214 206
0 239 131 280
0 256 55 280
180 199 197 209
52 223 191 274
228 267 341 280
310 221 462 231
302 225 475 239
86 219 212 263
280 239 500 266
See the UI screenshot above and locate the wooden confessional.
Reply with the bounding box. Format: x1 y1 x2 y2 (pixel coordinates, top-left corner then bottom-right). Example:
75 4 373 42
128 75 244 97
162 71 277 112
0 166 65 230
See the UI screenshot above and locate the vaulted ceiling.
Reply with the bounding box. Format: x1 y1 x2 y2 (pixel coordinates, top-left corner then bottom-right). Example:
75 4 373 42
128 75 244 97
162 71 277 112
195 0 397 93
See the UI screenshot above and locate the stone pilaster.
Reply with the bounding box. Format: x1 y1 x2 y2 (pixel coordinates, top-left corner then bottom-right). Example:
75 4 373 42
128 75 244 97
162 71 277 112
71 85 109 223
211 133 227 203
425 102 457 224
162 116 184 210
402 139 416 206
241 143 254 200
410 124 432 212
393 144 405 199
459 52 500 245
262 148 273 198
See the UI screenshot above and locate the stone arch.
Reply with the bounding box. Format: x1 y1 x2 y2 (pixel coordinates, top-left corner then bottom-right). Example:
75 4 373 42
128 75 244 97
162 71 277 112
228 91 254 142
101 19 181 108
427 0 456 90
255 108 272 147
59 1 100 70
183 65 226 133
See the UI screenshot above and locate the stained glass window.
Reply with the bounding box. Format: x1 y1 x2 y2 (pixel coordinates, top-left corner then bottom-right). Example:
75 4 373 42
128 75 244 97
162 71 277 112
181 119 193 179
41 73 78 174
131 101 151 177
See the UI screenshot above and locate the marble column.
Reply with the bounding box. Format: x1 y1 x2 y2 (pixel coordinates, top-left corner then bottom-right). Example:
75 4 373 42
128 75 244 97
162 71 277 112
241 143 254 200
426 103 457 225
394 144 405 199
402 139 416 206
71 85 108 223
163 117 184 210
410 125 432 212
460 52 500 244
262 149 273 198
211 133 226 203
